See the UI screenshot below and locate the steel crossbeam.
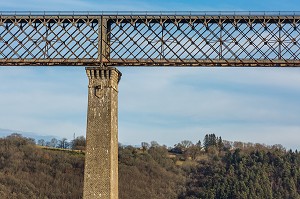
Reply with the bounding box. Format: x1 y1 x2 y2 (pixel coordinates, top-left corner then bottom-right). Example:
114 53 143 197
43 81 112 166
1 12 300 66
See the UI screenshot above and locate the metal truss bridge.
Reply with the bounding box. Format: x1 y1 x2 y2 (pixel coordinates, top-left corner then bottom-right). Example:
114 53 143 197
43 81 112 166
1 11 300 66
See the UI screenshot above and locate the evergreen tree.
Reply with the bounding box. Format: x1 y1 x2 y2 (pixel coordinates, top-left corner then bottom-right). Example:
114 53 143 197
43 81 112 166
203 134 209 151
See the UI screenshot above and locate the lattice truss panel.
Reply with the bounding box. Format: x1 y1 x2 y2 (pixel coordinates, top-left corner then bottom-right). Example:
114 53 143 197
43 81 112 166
108 15 300 66
1 13 300 66
0 15 100 65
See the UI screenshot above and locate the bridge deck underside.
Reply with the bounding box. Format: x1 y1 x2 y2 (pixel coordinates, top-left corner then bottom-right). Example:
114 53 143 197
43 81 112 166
1 12 300 66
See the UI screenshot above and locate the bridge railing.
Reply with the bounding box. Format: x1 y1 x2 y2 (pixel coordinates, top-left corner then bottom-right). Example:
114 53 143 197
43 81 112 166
1 11 300 16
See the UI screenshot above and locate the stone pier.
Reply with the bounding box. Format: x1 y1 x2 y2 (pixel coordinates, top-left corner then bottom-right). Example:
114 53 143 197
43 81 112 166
83 67 121 199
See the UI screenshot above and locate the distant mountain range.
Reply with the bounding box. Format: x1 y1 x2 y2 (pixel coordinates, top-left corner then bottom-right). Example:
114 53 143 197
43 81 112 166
0 128 60 142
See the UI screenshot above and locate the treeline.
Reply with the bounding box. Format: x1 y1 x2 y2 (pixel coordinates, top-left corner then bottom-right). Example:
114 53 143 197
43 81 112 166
119 143 185 199
0 133 300 198
0 134 185 198
181 148 300 198
0 133 84 198
177 134 300 199
37 135 86 151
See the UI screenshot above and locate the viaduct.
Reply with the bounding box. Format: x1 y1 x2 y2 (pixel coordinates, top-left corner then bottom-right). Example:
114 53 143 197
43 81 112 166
0 11 300 198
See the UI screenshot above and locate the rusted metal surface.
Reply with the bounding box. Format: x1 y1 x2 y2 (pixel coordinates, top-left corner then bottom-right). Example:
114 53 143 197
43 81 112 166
1 12 300 66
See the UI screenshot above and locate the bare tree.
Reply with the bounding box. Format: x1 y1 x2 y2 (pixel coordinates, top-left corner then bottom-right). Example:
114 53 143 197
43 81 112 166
141 142 150 152
37 139 45 146
58 138 68 149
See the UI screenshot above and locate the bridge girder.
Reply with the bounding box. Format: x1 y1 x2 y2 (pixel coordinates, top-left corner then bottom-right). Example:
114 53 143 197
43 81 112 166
1 12 300 66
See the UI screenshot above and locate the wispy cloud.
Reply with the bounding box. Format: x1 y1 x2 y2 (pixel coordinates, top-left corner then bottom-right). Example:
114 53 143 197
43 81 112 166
0 67 87 140
118 67 300 149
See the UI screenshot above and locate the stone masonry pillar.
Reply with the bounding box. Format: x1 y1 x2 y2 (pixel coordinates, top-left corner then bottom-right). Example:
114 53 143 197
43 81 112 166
83 67 121 199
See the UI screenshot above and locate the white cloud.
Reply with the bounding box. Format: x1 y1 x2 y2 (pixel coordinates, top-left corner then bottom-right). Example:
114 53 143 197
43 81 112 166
119 68 300 121
118 67 300 149
0 67 87 140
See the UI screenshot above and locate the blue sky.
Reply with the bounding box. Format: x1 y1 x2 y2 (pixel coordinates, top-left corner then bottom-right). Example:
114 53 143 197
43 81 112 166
1 0 300 149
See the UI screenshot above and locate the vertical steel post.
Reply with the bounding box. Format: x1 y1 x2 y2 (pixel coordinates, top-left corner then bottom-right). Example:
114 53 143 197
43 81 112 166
98 16 110 66
98 16 103 64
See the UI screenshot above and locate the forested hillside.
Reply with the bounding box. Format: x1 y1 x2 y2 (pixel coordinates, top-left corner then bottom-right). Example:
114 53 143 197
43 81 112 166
0 133 299 199
181 148 300 199
0 134 84 198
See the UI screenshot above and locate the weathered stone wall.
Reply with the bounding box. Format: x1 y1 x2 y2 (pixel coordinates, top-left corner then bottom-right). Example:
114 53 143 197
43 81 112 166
83 67 121 199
